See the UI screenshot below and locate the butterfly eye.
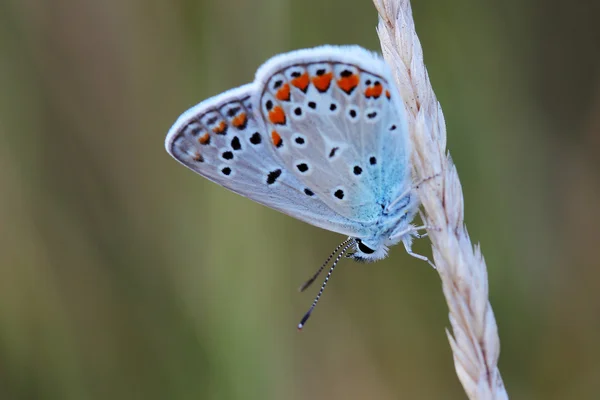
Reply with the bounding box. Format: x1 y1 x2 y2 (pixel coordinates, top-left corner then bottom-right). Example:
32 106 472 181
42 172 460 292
358 241 375 254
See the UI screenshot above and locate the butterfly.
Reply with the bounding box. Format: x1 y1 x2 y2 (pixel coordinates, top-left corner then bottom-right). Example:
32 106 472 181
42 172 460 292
165 45 429 329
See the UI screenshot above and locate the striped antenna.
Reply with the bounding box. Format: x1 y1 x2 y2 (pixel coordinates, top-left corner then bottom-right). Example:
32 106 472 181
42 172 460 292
298 238 354 292
297 239 356 331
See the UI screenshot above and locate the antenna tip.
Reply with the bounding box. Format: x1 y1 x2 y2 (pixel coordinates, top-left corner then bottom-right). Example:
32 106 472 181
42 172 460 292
297 309 312 331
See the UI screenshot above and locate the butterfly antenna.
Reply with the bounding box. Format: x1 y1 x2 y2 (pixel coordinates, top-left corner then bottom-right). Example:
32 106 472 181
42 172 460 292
297 239 356 331
298 238 353 292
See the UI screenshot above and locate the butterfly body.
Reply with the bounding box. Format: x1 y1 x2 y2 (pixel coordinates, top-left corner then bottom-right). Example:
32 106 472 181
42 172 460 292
166 45 420 264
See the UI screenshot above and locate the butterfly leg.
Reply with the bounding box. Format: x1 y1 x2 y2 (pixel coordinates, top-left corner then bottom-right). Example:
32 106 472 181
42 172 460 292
412 224 429 238
413 173 442 189
402 239 436 269
387 173 442 213
392 225 436 269
390 224 428 242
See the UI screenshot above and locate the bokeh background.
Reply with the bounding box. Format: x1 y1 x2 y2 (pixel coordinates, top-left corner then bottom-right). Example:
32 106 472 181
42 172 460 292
1 0 599 398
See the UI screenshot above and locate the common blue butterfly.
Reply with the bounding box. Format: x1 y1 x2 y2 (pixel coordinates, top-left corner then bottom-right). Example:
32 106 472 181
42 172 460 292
165 46 428 329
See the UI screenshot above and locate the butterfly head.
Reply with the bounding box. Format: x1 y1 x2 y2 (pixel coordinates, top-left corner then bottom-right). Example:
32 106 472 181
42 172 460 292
349 217 418 263
347 238 389 263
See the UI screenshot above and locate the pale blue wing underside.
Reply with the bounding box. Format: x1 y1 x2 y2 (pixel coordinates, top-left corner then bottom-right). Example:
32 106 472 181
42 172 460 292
165 84 364 236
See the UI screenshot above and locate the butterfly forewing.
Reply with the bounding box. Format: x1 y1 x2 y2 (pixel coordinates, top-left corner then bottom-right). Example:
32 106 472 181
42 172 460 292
254 46 411 223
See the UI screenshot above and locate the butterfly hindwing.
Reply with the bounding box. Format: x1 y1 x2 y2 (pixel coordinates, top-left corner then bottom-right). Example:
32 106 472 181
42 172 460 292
254 45 412 223
165 84 364 236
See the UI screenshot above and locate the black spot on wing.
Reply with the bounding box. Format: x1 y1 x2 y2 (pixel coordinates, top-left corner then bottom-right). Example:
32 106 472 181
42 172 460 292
250 132 262 145
231 136 242 151
267 169 282 185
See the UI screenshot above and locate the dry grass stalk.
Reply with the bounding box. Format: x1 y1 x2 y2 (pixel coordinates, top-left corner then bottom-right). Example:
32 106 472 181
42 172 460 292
372 1 509 398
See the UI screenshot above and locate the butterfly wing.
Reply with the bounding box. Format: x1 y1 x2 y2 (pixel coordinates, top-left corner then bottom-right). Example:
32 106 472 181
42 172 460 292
253 46 412 224
165 84 362 236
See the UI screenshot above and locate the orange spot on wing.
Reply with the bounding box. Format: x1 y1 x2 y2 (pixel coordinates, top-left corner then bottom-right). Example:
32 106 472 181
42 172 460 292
212 120 228 135
198 133 210 145
291 72 309 92
268 106 286 125
276 83 290 101
193 152 204 162
365 84 383 99
337 74 360 94
312 72 333 92
232 112 247 129
271 130 282 148
385 90 391 99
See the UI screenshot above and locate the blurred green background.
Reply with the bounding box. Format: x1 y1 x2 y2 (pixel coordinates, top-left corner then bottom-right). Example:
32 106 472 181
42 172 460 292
1 0 599 398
